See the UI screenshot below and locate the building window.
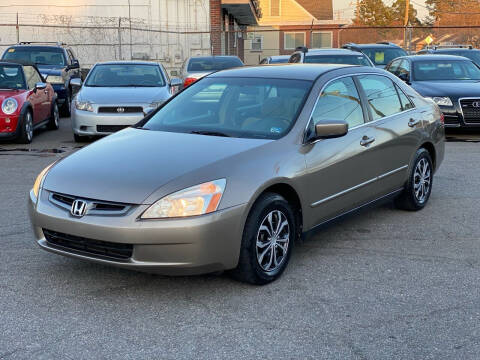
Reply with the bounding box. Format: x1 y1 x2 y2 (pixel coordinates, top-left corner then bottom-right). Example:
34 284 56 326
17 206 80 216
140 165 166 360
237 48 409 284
284 32 305 50
251 35 263 51
270 0 280 16
312 32 332 48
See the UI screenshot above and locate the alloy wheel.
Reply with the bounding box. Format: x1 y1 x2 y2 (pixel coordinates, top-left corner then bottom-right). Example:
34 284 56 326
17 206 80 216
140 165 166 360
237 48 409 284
256 210 290 272
413 158 431 204
25 112 33 141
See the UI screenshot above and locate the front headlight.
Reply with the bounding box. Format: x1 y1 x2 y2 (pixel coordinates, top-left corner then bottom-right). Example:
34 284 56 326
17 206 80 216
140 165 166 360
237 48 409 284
46 75 64 84
32 162 56 199
2 98 18 115
141 179 226 219
426 97 453 106
75 100 94 112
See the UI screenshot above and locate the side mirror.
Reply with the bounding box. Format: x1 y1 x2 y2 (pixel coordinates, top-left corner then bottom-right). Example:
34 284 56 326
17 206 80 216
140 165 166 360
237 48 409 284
313 120 348 140
170 70 178 77
70 78 82 87
68 60 80 70
398 72 410 83
34 82 47 92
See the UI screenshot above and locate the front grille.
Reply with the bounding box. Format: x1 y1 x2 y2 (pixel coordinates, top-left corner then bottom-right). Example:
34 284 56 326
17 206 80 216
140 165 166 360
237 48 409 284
460 99 480 123
49 192 130 216
43 229 133 260
443 115 460 125
98 106 143 113
96 125 129 133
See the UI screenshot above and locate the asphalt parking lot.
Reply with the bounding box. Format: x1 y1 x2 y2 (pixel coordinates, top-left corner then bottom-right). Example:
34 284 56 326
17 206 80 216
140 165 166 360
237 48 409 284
1 118 480 360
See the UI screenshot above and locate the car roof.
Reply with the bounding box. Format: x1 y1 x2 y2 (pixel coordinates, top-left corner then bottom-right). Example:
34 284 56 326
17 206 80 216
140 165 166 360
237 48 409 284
401 54 472 61
305 48 366 56
0 61 24 66
347 43 401 48
9 44 66 50
94 61 161 66
188 56 242 60
207 64 367 81
430 48 480 52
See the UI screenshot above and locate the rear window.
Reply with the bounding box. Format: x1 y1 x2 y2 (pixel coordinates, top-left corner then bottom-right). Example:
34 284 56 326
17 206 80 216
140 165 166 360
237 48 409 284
361 48 407 66
3 47 66 66
413 60 480 81
187 57 243 72
304 55 371 66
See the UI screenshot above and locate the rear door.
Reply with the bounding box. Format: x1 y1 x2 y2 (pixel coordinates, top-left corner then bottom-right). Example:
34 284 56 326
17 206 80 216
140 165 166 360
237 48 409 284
302 76 384 226
355 74 420 195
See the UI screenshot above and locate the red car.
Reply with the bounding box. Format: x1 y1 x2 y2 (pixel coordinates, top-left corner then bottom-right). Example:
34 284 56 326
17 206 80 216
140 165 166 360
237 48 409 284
0 62 58 143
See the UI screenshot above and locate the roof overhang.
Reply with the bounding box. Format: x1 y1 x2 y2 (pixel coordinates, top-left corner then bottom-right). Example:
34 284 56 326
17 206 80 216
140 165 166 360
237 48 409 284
221 0 261 25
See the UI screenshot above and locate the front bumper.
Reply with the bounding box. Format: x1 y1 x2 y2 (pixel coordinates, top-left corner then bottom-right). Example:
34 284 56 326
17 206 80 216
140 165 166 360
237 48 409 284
440 104 480 128
71 106 145 136
0 115 20 140
28 189 246 275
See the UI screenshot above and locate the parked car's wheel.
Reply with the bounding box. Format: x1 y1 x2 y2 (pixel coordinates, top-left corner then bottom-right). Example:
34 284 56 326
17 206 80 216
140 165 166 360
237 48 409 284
395 148 433 211
16 110 33 144
60 94 71 117
73 133 88 143
47 102 60 130
230 193 295 285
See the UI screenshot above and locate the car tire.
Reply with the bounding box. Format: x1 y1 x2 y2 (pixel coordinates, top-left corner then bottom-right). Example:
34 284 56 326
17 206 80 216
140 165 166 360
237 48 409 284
47 102 60 130
16 109 33 144
395 148 433 211
230 193 295 285
60 94 71 117
73 134 88 143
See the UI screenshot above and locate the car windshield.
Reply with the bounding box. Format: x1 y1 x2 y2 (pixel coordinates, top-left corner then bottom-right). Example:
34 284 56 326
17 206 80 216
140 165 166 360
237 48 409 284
304 55 371 66
142 77 312 140
361 48 407 66
85 64 166 87
3 47 66 66
270 57 289 64
0 65 26 90
187 57 243 72
413 60 480 81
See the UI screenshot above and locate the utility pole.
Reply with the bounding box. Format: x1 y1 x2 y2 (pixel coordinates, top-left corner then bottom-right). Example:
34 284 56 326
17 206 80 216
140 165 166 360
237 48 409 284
128 0 133 60
16 13 19 43
404 0 410 52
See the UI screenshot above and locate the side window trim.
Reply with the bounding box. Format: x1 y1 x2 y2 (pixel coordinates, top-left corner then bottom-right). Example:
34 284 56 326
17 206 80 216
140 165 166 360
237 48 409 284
394 83 415 111
352 75 372 123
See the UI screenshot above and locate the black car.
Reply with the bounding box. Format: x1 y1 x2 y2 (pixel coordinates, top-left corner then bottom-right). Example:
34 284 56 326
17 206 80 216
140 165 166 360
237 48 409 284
343 42 407 69
386 54 480 128
417 46 480 67
1 42 81 116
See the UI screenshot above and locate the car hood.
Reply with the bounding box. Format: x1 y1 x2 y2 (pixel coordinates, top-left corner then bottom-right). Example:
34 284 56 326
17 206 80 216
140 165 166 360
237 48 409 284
78 86 170 104
43 128 272 204
411 80 480 98
36 65 63 77
0 89 25 102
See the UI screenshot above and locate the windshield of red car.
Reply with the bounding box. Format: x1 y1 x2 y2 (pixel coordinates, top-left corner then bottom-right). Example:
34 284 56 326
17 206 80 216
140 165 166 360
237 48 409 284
3 47 66 66
0 65 26 90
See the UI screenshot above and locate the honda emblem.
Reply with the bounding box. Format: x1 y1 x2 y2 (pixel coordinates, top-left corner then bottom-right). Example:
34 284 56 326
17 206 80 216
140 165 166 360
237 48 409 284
71 199 87 217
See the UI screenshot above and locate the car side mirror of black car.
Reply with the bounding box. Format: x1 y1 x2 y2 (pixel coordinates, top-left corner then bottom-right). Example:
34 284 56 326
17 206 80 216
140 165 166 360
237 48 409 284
398 73 410 83
313 120 349 140
34 82 47 92
67 60 80 70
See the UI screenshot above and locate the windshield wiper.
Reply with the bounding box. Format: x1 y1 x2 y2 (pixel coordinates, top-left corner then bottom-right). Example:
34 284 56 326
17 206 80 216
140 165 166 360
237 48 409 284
190 130 231 137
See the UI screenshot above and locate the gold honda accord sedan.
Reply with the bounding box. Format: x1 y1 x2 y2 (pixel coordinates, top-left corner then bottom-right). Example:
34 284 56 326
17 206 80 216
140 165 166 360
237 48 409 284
28 64 445 284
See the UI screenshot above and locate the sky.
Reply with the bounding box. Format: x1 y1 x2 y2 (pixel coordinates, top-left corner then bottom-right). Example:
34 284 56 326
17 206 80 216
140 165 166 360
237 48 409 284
333 0 429 22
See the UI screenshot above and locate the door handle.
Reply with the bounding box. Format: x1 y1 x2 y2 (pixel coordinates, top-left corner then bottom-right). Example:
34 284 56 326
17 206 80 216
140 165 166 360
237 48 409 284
408 118 421 127
360 136 375 147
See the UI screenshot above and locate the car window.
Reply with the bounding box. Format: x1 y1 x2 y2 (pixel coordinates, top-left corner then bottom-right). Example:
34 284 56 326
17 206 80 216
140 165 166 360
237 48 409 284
360 48 407 66
304 54 372 66
386 59 402 74
270 57 289 64
143 77 312 140
3 47 66 66
289 53 302 63
412 60 480 81
23 66 42 89
85 64 166 87
397 59 410 77
311 77 364 128
396 84 414 111
357 75 403 120
0 64 26 90
187 57 243 72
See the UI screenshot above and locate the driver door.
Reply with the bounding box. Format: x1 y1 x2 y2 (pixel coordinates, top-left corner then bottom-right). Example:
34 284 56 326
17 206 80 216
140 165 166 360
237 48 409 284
24 66 49 123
